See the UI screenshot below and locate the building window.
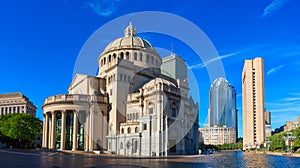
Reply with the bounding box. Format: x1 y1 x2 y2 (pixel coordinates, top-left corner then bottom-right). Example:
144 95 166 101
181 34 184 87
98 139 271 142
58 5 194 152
146 54 150 63
120 52 124 59
127 127 131 134
17 106 20 113
134 52 137 60
143 123 147 131
120 142 123 149
171 107 177 117
126 52 130 60
139 53 143 61
110 89 112 95
135 127 138 133
151 56 154 64
120 74 123 81
148 108 153 115
108 55 111 62
121 128 124 134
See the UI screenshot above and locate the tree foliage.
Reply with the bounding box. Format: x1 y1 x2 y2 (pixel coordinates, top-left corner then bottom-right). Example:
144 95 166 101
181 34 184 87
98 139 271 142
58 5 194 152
216 142 243 150
0 113 42 147
269 126 300 151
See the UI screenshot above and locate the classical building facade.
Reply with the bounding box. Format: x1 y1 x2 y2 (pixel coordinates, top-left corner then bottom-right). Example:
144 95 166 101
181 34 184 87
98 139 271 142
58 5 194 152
199 126 236 145
242 57 266 150
42 23 199 155
0 92 37 116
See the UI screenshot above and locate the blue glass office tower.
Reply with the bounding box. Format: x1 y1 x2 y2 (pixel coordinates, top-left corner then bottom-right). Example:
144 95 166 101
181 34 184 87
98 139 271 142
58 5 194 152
208 78 237 137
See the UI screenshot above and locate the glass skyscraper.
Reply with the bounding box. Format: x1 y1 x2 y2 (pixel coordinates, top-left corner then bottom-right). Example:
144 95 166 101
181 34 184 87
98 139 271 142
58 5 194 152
208 78 237 130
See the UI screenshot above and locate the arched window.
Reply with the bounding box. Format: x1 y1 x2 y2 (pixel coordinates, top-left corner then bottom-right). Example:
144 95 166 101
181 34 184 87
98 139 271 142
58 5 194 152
134 52 137 60
135 127 138 133
120 142 123 149
124 75 127 82
151 56 154 64
103 57 106 64
156 59 158 66
139 53 143 61
120 74 123 81
127 127 131 134
126 52 130 60
146 54 150 63
127 76 130 83
108 55 111 62
120 52 124 59
121 128 124 134
113 53 117 60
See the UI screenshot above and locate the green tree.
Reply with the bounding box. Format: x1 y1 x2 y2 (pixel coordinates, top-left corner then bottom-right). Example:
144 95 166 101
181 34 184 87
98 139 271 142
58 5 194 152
0 113 42 147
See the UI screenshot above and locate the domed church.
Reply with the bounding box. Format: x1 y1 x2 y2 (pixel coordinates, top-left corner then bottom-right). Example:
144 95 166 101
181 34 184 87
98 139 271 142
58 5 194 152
42 23 199 156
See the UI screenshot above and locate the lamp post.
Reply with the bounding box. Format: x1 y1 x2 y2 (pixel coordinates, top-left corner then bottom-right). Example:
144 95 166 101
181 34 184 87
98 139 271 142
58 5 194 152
264 138 271 152
282 132 297 154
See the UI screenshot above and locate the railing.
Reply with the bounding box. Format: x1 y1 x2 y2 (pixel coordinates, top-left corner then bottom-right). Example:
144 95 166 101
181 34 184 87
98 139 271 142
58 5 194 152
44 94 108 105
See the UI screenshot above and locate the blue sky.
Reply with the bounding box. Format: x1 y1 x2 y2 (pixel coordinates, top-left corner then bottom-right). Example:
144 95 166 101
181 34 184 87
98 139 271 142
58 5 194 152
1 0 300 137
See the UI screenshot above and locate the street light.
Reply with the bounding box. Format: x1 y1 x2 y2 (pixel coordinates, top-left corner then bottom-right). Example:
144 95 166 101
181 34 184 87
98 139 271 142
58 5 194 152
264 138 271 152
282 132 297 154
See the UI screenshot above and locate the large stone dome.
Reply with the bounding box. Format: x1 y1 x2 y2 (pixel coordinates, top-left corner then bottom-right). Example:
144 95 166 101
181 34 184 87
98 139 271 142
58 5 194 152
104 22 153 52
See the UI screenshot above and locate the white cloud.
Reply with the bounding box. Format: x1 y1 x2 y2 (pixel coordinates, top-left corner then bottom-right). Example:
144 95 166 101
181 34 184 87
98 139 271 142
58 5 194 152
86 0 124 17
262 0 292 17
266 64 285 76
267 94 300 128
188 52 238 69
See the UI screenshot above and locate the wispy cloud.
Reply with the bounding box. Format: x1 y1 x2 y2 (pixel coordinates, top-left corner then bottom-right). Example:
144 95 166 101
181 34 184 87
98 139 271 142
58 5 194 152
188 52 238 69
85 0 124 17
262 0 292 17
267 93 300 128
267 64 285 76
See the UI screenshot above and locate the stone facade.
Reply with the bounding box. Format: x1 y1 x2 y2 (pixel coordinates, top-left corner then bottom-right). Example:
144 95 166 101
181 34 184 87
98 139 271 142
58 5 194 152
199 126 236 145
0 92 37 116
42 23 199 155
284 116 300 132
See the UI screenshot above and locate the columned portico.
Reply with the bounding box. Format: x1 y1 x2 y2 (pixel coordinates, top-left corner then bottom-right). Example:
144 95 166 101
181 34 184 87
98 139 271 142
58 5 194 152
42 94 109 152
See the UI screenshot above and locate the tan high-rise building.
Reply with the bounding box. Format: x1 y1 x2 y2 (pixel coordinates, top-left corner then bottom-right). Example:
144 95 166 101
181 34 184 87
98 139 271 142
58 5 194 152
242 57 265 150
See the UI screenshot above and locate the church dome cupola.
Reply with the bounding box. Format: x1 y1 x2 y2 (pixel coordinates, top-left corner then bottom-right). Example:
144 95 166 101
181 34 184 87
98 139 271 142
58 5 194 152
124 22 136 37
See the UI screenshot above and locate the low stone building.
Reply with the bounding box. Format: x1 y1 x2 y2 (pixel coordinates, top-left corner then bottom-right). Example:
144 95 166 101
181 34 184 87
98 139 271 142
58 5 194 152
199 126 236 145
0 92 37 116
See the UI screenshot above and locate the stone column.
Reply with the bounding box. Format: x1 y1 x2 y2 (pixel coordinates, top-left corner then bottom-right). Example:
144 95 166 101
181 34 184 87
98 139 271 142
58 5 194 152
42 114 45 147
60 110 66 150
84 111 89 151
72 110 78 151
89 109 94 151
50 112 56 149
45 113 49 148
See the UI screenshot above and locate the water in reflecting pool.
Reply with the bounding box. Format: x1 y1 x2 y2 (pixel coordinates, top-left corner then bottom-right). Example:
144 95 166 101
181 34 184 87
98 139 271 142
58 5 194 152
1 150 300 167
